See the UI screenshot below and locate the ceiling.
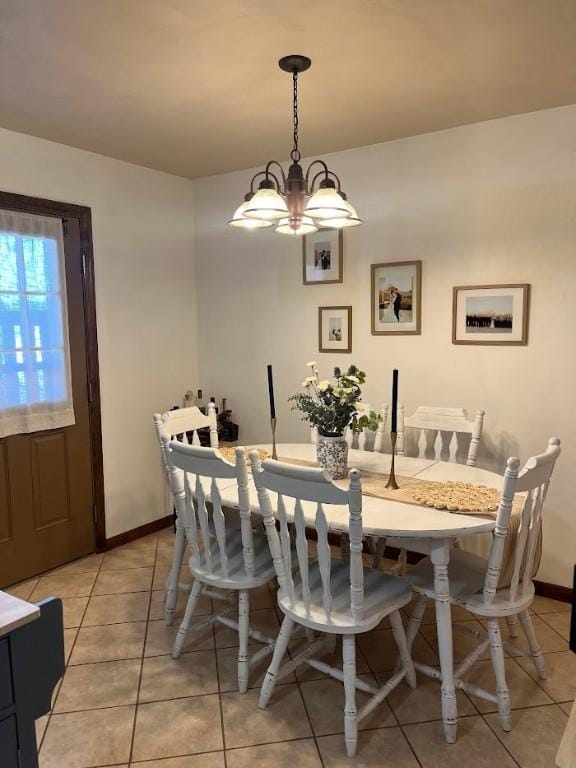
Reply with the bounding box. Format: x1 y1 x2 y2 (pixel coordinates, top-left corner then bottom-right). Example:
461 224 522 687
0 0 575 179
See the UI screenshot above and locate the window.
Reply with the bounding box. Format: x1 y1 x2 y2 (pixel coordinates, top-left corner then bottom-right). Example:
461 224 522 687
0 210 74 437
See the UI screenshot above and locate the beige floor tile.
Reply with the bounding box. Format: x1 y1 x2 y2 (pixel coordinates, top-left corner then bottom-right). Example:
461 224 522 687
5 578 39 600
466 658 553 712
486 704 569 767
507 614 568 655
249 585 275 610
540 611 571 641
387 674 477 724
421 619 492 662
130 755 225 768
139 650 218 702
63 628 78 663
132 695 223 761
358 628 437 673
153 565 192 590
30 571 97 600
214 608 279 649
227 739 322 768
300 674 396 735
404 715 518 768
35 714 49 745
101 545 157 571
531 595 571 614
560 700 574 715
70 621 146 664
53 554 104 573
93 566 153 595
60 597 89 629
54 659 141 712
144 618 214 656
318 725 420 767
82 591 150 626
517 651 576 703
149 589 212 621
39 705 135 768
221 683 312 748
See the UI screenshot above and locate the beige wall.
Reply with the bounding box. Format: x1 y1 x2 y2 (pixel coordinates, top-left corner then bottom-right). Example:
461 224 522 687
0 128 198 538
194 105 576 588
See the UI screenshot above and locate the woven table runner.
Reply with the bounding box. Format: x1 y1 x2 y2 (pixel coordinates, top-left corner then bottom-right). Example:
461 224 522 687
277 456 538 589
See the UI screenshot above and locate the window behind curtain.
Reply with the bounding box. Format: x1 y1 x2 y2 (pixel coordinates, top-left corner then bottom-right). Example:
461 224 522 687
0 209 74 437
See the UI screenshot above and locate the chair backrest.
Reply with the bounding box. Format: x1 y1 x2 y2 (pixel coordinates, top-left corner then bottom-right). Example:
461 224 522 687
483 437 561 604
250 452 365 623
310 404 389 453
153 405 218 496
167 441 256 578
397 405 485 466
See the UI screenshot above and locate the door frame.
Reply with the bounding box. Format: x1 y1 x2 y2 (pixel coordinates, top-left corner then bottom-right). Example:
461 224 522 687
0 190 106 548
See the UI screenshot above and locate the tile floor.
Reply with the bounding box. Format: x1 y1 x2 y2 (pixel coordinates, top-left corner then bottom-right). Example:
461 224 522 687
6 528 574 768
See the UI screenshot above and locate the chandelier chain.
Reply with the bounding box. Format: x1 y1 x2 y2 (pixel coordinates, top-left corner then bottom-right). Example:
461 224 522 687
291 71 300 163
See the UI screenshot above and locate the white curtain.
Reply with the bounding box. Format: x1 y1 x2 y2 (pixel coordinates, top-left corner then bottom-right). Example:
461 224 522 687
0 209 75 437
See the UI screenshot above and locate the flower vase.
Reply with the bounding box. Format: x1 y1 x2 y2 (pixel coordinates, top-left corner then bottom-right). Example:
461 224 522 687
316 434 349 480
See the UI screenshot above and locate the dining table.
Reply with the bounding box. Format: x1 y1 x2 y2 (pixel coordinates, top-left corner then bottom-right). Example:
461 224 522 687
214 442 500 743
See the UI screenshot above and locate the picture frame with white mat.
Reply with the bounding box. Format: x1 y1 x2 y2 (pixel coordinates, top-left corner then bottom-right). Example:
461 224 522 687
303 228 343 285
318 305 352 353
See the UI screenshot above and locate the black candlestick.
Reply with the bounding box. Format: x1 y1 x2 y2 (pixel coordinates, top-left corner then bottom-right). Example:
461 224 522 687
391 368 398 433
267 364 276 419
386 431 399 490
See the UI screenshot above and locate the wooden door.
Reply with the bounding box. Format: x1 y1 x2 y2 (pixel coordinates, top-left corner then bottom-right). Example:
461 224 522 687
0 212 97 587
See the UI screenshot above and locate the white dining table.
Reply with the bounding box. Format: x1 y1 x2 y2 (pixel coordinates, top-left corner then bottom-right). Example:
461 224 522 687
216 443 499 743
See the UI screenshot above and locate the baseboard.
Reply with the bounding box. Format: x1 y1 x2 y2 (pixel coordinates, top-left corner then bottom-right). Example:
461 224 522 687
103 514 174 551
533 579 573 604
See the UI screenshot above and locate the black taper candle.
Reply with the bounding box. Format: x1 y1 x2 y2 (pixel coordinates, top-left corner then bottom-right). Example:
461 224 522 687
267 364 276 420
391 369 399 433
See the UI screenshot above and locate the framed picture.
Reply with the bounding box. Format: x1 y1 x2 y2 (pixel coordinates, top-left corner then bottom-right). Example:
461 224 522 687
318 306 352 353
452 284 530 345
303 229 343 285
371 260 422 335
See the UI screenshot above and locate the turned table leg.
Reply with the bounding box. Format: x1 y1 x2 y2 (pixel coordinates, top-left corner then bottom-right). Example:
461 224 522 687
431 539 458 743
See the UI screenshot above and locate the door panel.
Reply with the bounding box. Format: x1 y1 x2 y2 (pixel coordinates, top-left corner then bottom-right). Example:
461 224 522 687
0 215 95 586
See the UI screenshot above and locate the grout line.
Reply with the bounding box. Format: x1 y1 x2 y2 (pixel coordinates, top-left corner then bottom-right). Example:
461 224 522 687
127 533 160 764
37 543 108 752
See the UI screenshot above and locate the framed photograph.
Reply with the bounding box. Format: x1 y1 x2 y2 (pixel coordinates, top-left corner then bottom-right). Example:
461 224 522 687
452 284 530 345
318 306 352 353
371 260 421 335
303 229 343 285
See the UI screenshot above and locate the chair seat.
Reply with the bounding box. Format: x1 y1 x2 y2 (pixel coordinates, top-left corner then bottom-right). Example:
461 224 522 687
278 560 412 634
190 530 275 589
407 549 534 616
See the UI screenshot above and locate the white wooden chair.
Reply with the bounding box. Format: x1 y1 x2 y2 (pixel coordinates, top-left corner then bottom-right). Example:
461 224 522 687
397 406 485 466
404 437 561 733
249 452 416 757
167 441 277 692
152 405 218 625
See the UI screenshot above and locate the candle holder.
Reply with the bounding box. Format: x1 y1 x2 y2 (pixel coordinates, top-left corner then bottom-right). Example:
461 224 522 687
386 431 399 490
270 417 278 460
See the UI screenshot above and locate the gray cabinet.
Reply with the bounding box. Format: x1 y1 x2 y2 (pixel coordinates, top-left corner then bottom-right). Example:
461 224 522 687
0 598 64 768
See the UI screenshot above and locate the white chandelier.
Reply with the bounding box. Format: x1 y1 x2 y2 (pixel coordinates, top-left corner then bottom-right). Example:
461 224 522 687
228 54 363 236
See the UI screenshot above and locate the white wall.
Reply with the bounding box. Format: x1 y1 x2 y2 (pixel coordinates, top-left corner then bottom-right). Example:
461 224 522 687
194 105 576 588
0 128 198 538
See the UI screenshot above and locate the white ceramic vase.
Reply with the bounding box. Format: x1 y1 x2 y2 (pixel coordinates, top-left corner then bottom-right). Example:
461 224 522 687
316 434 349 480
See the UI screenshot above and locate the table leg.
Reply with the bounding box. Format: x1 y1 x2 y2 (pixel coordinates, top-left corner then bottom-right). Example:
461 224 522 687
431 539 457 743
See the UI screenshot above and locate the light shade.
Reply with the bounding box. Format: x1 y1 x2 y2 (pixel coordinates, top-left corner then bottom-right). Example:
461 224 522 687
228 199 273 229
275 215 318 236
304 187 351 220
243 188 288 220
321 201 363 228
